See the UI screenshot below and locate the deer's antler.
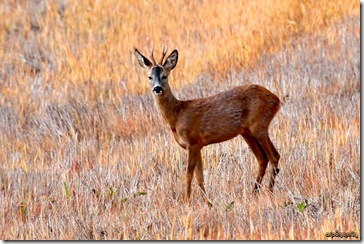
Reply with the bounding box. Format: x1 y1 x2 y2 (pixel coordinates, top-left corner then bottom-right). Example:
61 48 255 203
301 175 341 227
149 44 157 65
159 45 168 65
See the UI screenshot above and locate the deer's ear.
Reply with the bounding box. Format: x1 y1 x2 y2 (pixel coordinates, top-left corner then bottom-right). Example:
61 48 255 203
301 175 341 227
134 49 153 69
163 50 178 71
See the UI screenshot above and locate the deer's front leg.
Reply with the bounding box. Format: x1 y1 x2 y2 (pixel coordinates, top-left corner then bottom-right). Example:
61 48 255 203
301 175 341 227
184 145 201 201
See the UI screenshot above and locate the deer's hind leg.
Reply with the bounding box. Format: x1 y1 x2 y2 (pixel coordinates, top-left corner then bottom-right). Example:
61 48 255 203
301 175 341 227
241 132 269 192
267 136 280 190
250 126 280 193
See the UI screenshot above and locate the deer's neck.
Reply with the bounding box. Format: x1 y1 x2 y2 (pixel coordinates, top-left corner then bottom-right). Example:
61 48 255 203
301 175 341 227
155 87 181 129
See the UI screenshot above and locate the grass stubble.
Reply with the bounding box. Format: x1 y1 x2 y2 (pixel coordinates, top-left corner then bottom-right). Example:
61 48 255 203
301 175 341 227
0 0 360 240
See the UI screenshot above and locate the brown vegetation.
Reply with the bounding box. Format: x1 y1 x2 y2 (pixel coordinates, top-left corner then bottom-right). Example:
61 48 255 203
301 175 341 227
0 0 360 240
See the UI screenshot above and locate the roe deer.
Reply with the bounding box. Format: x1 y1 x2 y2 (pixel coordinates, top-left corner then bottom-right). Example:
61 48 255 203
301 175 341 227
134 46 281 201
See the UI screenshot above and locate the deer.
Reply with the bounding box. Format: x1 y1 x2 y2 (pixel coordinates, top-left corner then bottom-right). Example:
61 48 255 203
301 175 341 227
134 45 281 202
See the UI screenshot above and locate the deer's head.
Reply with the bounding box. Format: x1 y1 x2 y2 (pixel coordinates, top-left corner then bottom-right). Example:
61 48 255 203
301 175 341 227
134 45 178 96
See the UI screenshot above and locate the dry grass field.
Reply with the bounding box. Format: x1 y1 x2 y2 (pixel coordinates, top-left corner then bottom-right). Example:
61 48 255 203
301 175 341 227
0 0 360 240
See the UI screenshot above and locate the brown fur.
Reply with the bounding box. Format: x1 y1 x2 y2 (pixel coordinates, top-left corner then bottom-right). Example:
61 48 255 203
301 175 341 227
135 48 281 202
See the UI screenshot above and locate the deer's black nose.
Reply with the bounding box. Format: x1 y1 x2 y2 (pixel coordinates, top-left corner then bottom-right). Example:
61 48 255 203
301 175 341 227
153 86 164 95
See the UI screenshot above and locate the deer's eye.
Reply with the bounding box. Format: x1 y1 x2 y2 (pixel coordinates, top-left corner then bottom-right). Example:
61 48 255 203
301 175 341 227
148 76 153 81
162 75 167 80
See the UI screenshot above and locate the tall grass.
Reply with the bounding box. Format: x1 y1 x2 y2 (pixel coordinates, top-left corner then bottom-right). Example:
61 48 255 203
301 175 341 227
0 0 360 240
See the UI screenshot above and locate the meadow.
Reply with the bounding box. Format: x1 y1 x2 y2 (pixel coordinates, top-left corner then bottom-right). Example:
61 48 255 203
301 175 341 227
0 0 360 240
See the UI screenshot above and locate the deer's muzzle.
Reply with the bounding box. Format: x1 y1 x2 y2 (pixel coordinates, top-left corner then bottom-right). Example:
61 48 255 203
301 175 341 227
153 86 164 95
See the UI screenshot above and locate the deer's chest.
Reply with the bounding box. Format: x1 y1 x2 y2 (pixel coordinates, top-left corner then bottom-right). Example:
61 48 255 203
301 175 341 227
171 127 189 149
171 125 205 149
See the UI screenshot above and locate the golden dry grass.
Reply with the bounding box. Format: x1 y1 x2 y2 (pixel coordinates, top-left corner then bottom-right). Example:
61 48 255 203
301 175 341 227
0 0 360 240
